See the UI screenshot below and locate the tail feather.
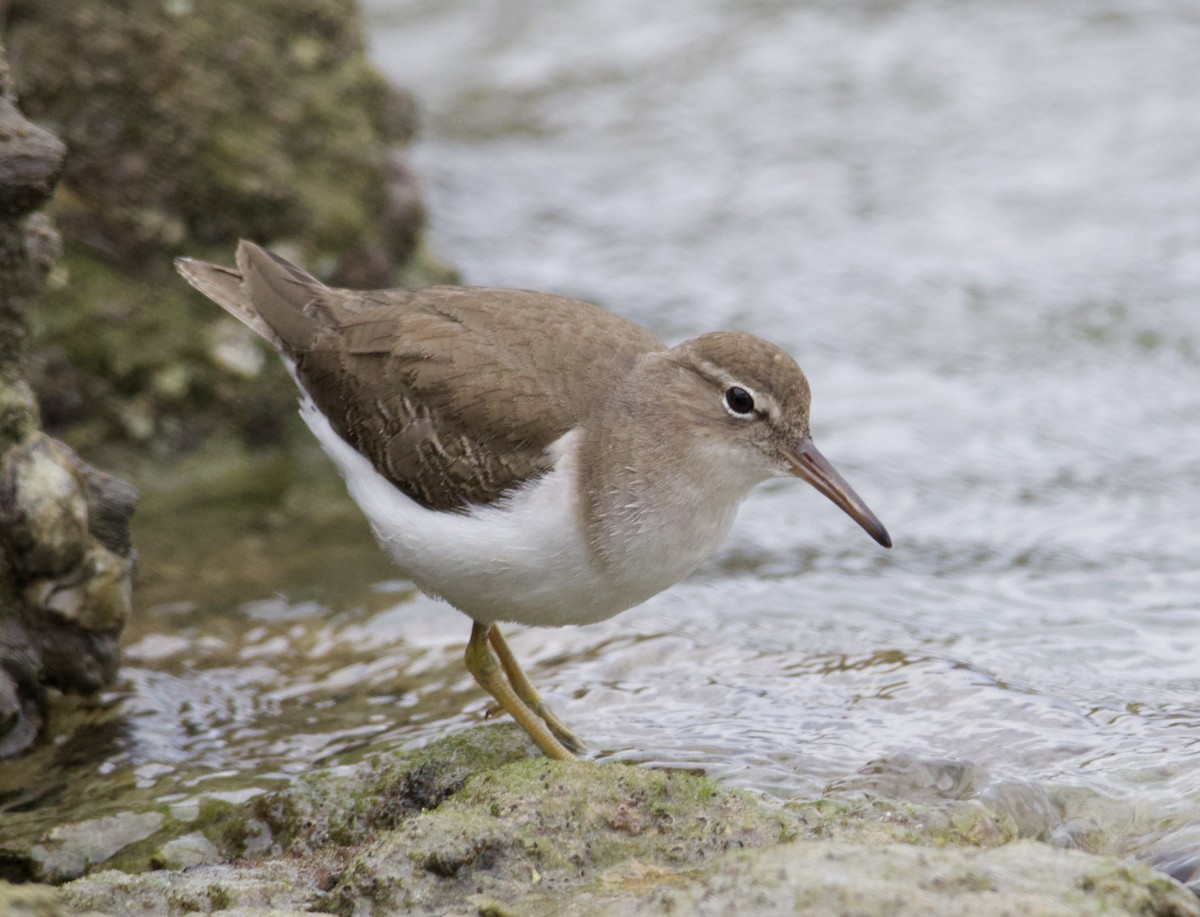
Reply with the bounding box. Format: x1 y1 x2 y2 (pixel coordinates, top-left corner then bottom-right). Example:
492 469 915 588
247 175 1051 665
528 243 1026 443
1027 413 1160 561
175 255 283 349
176 240 333 355
235 241 331 353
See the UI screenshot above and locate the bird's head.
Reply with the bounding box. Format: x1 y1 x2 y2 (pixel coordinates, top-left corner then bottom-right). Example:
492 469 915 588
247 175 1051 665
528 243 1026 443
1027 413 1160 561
669 331 891 548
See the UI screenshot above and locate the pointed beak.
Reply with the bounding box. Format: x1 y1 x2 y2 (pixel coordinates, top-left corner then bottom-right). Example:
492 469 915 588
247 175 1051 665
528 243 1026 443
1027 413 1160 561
787 438 892 548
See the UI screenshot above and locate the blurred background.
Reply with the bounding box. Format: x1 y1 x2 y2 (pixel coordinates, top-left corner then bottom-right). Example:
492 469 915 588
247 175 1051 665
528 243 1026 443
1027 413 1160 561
2 0 1199 889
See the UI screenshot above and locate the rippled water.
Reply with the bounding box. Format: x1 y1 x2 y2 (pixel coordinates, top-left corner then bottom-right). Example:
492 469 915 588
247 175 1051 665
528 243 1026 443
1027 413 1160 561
4 0 1200 883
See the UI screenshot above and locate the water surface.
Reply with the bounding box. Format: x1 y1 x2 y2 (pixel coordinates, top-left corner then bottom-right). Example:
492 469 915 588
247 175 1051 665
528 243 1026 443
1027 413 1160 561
363 0 1200 868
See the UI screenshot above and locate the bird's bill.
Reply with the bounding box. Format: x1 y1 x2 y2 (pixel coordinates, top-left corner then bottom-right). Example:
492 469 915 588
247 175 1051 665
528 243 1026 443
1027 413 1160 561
788 438 892 548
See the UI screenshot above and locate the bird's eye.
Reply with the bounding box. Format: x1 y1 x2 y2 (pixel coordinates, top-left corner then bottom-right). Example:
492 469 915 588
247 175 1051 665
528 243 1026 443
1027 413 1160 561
724 385 755 415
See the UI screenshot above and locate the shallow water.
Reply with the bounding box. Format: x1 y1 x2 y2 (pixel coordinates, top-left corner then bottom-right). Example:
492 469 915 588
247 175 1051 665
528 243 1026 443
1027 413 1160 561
368 0 1200 867
5 0 1200 884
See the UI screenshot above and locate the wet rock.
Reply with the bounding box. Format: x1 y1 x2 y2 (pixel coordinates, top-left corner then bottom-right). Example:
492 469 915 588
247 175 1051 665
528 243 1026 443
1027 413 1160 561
2 435 89 578
0 433 136 751
26 541 133 633
1158 850 1200 896
0 45 139 757
560 840 1200 917
1146 824 1200 897
0 670 40 758
326 755 794 914
31 724 1198 916
62 861 333 917
195 724 537 858
0 96 66 219
150 833 222 872
76 462 139 557
788 793 1019 849
29 811 165 883
0 881 62 917
979 779 1064 842
831 752 991 802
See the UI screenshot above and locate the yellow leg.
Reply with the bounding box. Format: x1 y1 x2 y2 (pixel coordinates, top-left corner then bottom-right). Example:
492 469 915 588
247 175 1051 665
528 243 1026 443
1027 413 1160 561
464 622 575 761
489 625 586 754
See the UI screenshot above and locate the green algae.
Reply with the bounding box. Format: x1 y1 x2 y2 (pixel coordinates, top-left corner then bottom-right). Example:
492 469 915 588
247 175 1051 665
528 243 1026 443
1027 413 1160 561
190 725 536 860
321 735 797 914
9 0 407 263
788 794 1021 850
0 880 62 917
36 722 1200 915
558 841 1200 917
5 0 456 453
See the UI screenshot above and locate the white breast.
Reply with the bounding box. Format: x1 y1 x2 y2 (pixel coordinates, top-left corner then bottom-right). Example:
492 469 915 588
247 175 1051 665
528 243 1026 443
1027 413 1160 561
297 391 719 627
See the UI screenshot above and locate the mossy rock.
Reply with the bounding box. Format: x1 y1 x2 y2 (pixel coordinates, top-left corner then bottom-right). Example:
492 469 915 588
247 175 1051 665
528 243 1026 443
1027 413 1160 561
7 0 420 267
47 724 1200 916
5 0 455 452
327 759 792 913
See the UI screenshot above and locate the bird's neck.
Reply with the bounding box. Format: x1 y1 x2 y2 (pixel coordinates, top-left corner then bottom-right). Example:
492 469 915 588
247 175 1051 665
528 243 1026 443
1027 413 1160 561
576 365 767 586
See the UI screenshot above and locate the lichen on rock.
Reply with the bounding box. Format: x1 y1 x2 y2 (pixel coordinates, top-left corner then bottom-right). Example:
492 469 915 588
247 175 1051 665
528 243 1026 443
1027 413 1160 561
5 0 455 452
0 47 138 758
49 724 1200 917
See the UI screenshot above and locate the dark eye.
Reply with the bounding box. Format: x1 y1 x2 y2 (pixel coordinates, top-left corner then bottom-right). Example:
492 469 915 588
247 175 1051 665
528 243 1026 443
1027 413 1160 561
724 386 755 415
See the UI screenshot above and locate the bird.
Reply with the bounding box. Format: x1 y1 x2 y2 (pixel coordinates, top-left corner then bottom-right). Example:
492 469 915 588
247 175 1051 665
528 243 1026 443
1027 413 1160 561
176 241 891 760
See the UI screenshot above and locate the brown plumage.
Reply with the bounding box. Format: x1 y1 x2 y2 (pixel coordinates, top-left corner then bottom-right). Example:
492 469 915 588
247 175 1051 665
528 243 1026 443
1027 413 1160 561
180 242 664 510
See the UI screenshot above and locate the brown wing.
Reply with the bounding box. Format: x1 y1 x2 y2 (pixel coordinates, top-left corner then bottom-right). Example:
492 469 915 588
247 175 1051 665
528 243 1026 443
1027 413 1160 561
235 243 665 510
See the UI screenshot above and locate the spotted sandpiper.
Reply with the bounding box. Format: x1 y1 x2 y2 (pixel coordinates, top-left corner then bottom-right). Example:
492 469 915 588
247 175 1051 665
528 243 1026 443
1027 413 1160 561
176 242 891 760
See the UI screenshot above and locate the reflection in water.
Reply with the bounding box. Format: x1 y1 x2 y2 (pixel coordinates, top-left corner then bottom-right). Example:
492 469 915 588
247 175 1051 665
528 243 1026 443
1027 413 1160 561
4 0 1200 889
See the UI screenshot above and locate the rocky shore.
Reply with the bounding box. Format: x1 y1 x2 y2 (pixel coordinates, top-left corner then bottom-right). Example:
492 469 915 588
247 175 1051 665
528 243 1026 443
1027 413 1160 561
2 724 1196 916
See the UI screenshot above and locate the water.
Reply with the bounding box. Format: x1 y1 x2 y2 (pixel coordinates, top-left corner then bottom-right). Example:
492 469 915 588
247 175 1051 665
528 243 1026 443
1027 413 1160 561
4 0 1200 884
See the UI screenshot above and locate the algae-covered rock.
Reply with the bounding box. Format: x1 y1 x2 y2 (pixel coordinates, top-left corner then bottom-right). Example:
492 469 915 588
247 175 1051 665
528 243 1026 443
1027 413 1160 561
29 811 165 884
192 722 538 861
0 45 138 758
4 0 455 452
0 431 136 753
52 723 798 915
38 723 1200 916
7 0 420 270
0 880 62 917
550 840 1200 917
150 833 221 872
325 754 795 914
62 861 334 917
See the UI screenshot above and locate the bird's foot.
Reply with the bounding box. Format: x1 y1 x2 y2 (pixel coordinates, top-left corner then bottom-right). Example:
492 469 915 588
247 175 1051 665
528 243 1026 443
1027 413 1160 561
531 701 586 754
483 697 586 754
466 622 578 761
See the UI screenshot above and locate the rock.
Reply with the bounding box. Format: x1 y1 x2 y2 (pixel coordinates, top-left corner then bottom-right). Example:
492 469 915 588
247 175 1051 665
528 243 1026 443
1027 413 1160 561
151 833 222 871
6 0 455 451
25 724 1197 916
0 667 40 758
326 755 793 914
0 378 39 450
1 435 89 578
0 42 139 757
0 433 136 749
0 881 63 917
62 862 334 917
0 97 66 219
831 752 991 802
561 839 1200 917
30 811 165 883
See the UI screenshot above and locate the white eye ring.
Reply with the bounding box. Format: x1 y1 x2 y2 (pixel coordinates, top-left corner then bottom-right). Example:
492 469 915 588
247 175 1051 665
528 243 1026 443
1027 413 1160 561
723 384 757 418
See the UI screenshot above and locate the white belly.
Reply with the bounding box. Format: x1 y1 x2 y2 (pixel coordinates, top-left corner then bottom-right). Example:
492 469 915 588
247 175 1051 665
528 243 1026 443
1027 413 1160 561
297 392 728 627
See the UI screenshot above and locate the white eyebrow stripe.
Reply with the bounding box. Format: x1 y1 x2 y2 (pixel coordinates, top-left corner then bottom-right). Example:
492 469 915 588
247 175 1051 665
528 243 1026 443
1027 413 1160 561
751 388 782 420
691 355 783 422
